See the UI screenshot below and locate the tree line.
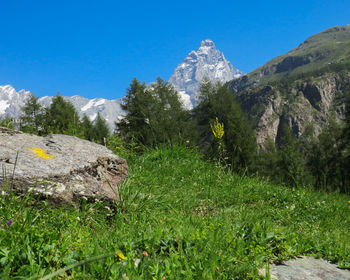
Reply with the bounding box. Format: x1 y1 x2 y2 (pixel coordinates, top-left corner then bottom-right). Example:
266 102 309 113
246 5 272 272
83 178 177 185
1 77 349 193
116 77 350 193
15 94 110 145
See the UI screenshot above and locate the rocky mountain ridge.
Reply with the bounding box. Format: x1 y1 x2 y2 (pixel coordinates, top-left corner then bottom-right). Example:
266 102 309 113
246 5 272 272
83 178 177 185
169 39 243 109
228 25 350 93
227 25 350 145
235 69 350 144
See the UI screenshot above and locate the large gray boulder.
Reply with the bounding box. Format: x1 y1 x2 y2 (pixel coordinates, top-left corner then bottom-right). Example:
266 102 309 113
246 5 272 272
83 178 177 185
0 128 128 203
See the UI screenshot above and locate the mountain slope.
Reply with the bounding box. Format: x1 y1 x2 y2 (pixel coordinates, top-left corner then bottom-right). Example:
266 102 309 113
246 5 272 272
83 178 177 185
169 39 243 109
228 25 350 93
227 25 350 144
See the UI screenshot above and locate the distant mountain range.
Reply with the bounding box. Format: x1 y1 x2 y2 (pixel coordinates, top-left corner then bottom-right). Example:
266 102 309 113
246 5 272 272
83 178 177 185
39 95 123 130
0 84 123 130
0 39 241 127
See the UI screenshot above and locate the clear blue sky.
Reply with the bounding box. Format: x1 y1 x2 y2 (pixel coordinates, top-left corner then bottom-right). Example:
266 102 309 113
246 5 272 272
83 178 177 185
0 0 349 100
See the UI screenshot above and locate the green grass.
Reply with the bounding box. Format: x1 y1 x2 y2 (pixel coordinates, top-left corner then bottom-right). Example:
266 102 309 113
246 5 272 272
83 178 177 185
1 146 350 279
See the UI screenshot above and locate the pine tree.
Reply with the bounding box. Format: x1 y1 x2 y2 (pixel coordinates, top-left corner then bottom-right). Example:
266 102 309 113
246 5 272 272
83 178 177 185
20 94 44 134
278 123 305 187
45 95 80 135
117 77 193 148
254 138 280 180
81 114 95 141
341 92 350 191
148 78 193 146
117 78 152 146
94 113 110 145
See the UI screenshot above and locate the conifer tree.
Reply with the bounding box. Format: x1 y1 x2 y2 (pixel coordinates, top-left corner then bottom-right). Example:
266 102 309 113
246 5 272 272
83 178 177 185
254 138 280 179
94 113 110 145
148 78 193 145
20 94 44 134
45 95 80 135
81 114 95 141
304 115 349 192
117 77 193 148
278 123 305 187
341 92 350 191
117 78 151 146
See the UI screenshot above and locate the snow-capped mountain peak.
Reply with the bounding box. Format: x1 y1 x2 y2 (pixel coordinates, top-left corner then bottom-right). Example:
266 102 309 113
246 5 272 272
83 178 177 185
169 39 243 109
0 85 32 115
200 39 215 47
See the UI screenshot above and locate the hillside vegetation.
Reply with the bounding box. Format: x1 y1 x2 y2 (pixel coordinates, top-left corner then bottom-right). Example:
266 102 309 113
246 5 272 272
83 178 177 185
228 25 350 91
1 146 349 279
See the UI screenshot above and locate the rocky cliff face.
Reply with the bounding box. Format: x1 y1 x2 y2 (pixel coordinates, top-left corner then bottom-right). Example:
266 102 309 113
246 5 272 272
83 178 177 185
235 70 350 144
226 25 350 145
169 39 243 109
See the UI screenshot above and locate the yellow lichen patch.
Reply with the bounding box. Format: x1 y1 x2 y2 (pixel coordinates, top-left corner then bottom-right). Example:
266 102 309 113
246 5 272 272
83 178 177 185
27 147 55 159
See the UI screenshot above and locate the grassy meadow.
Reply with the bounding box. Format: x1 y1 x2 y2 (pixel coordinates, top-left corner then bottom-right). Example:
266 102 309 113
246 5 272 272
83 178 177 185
1 146 350 279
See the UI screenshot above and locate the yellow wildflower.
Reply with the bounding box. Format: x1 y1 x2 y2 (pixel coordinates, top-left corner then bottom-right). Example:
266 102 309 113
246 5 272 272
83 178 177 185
117 252 127 260
27 147 55 159
210 117 224 140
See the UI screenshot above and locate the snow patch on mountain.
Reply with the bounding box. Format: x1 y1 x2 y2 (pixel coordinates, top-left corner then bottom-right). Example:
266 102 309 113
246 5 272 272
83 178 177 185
90 113 98 121
0 100 10 114
169 39 243 109
81 98 106 112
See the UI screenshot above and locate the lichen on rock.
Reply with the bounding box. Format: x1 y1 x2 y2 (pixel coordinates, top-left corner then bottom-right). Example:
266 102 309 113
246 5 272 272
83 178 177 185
0 128 128 203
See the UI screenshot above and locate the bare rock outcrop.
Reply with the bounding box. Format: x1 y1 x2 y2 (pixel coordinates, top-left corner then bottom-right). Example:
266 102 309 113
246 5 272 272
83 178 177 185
259 257 350 280
234 71 350 145
0 128 128 203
